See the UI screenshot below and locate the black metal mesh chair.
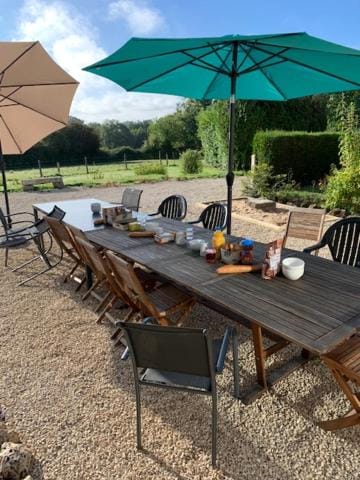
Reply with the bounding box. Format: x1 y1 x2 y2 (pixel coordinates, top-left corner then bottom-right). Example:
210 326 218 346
303 217 360 267
121 188 143 212
121 319 239 468
0 206 66 285
149 195 187 220
188 203 227 231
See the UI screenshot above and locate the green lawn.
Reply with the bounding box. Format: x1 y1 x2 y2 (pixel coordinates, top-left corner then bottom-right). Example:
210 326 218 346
4 160 239 192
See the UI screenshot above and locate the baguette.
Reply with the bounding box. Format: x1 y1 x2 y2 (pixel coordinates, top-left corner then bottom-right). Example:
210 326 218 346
128 231 155 238
216 264 262 274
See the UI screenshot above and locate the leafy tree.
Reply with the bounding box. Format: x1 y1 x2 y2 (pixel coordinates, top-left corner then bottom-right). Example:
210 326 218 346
100 120 134 149
327 92 360 131
124 120 151 148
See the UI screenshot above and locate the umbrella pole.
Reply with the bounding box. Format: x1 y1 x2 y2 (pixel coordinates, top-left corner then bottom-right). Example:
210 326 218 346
0 140 10 218
226 42 238 234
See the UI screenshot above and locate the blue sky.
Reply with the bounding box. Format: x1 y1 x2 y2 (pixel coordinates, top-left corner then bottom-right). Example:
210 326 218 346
4 0 360 122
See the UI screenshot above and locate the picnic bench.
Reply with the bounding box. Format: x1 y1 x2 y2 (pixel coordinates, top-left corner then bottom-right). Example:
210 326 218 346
22 176 64 191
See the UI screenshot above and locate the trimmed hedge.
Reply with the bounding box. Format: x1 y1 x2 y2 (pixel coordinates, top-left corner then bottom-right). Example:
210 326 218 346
252 131 340 184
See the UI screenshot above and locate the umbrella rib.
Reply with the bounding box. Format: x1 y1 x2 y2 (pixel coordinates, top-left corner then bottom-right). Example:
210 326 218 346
245 38 360 56
86 41 230 68
0 42 38 76
0 86 22 104
0 114 22 153
206 43 232 73
127 44 227 91
245 42 360 88
3 95 67 126
202 48 233 99
238 47 289 74
244 46 287 100
182 52 230 75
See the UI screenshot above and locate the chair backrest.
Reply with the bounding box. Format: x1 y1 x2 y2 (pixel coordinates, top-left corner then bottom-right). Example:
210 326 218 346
47 205 66 221
105 250 157 317
322 217 360 267
121 322 213 378
121 188 143 211
284 207 326 249
158 195 187 220
66 224 90 265
199 203 227 231
75 236 107 280
45 215 73 248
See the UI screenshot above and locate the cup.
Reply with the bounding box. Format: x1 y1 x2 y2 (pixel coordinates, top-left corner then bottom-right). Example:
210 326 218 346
205 248 217 263
91 202 101 214
175 231 186 246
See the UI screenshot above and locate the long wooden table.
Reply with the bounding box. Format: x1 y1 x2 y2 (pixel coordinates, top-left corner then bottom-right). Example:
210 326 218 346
33 198 360 402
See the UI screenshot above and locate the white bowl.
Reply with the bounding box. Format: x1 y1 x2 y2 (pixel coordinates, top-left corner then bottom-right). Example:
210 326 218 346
282 257 305 280
188 239 205 251
221 248 241 265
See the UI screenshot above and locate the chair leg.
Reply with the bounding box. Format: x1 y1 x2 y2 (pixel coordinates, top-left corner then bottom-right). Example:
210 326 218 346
251 323 268 389
317 410 360 431
232 331 240 398
95 291 114 313
135 381 142 450
212 391 217 468
4 247 9 267
82 279 100 300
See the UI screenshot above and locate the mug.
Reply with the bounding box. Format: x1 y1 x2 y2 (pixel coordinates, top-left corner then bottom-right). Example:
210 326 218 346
200 241 208 256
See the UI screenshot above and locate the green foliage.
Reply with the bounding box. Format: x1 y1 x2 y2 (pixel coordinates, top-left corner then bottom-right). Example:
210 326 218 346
327 92 360 131
197 96 328 170
272 189 324 208
252 130 339 184
242 163 292 198
180 149 203 174
134 162 167 176
325 99 360 214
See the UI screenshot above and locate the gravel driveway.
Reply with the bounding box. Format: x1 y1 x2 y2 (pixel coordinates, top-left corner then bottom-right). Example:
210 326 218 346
0 178 358 479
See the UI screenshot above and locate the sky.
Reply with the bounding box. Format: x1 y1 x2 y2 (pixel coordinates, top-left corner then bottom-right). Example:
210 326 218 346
3 0 360 123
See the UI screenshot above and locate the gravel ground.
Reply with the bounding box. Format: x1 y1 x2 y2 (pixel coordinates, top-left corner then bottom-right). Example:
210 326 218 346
1 178 359 479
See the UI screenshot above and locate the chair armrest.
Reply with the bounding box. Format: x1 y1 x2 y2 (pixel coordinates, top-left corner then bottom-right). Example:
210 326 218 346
303 240 326 254
121 317 156 361
215 326 232 373
3 211 35 219
187 219 200 225
147 211 159 217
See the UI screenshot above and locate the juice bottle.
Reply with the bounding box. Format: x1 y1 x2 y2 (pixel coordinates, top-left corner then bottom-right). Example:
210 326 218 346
212 228 226 259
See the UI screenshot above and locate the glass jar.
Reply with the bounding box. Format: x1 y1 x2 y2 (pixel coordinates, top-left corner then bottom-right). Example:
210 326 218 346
240 239 254 265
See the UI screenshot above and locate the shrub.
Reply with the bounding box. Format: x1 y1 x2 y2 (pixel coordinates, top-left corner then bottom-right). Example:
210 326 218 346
253 130 340 184
242 163 293 198
134 162 167 176
180 149 203 174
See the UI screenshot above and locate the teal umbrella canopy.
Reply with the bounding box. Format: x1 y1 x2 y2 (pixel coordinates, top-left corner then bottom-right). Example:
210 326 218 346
84 32 360 232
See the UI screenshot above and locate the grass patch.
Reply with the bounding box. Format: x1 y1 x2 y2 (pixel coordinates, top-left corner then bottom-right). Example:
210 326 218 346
271 188 325 208
134 162 167 176
2 160 242 192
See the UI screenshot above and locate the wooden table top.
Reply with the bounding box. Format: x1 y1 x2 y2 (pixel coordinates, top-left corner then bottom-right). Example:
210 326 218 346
32 197 360 355
86 217 360 355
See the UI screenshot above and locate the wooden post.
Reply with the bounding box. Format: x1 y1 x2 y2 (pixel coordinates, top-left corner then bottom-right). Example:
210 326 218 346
56 162 61 175
124 153 128 169
84 156 89 174
38 159 43 177
159 150 162 164
166 152 169 167
251 154 256 171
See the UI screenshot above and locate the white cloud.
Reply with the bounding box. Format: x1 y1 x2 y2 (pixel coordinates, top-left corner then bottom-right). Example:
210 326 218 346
108 0 164 35
13 0 180 123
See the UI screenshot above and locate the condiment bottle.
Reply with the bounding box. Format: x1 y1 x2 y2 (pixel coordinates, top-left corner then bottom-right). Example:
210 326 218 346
212 228 226 259
240 239 254 265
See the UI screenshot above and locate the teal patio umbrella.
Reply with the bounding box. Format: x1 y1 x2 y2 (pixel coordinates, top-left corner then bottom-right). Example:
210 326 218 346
84 33 360 233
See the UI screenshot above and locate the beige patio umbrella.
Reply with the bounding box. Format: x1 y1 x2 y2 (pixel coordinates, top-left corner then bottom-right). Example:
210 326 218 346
0 41 79 216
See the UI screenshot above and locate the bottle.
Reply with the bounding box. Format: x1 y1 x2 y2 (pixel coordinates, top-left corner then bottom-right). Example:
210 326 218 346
240 239 254 265
212 228 226 259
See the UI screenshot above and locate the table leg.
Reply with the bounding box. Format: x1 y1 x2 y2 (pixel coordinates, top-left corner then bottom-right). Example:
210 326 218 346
251 323 268 389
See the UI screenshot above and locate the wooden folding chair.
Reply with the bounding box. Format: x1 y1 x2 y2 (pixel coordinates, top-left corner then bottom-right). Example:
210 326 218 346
105 251 195 343
318 333 360 431
45 215 83 285
283 207 326 254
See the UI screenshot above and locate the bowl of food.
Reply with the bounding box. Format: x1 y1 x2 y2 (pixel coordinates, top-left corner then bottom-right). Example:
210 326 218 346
282 257 305 280
188 239 205 252
221 243 241 264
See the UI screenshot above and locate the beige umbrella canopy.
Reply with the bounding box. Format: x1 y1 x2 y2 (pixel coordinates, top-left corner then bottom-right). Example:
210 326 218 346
0 41 79 215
